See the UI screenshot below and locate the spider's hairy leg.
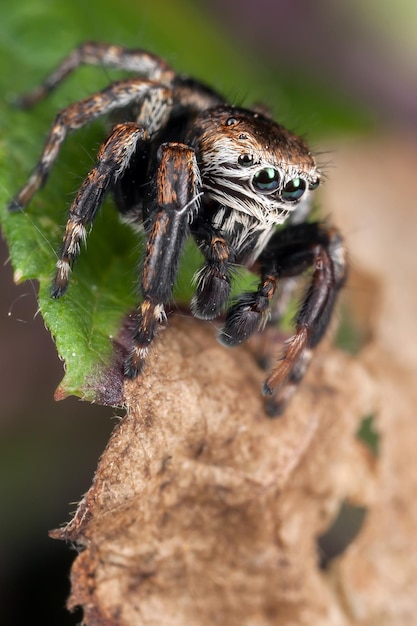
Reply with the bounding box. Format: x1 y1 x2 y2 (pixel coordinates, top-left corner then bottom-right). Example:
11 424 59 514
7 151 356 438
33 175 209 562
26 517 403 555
125 143 201 378
8 81 171 212
218 274 277 345
191 233 233 320
14 42 174 109
218 223 320 347
51 122 146 298
260 224 348 416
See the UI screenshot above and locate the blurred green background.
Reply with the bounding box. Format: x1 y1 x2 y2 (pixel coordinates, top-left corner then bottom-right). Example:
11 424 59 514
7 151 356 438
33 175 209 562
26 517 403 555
0 0 415 623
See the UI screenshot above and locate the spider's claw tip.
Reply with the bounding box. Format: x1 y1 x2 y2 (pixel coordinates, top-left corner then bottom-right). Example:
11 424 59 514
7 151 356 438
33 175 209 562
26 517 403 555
262 380 274 396
13 91 41 110
50 288 63 299
217 328 241 347
7 199 23 213
50 281 68 299
262 380 287 417
124 365 139 379
124 348 147 379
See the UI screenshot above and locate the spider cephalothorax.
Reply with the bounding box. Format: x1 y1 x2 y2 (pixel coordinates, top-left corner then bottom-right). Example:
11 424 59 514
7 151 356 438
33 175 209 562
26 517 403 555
8 42 347 415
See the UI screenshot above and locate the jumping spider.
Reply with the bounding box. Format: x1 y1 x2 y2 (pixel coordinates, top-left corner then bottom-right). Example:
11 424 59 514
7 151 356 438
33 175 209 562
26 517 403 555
8 42 347 415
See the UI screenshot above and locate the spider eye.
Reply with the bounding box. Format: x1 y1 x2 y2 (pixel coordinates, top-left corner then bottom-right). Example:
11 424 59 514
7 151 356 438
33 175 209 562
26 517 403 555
252 167 280 193
309 177 320 190
238 154 254 167
282 177 307 202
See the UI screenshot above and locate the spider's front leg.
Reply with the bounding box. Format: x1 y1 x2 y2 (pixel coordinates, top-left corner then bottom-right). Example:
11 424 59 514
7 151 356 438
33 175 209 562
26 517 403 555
125 143 201 378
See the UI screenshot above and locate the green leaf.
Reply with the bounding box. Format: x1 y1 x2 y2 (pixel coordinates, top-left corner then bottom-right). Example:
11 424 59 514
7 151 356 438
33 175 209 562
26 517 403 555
0 0 369 402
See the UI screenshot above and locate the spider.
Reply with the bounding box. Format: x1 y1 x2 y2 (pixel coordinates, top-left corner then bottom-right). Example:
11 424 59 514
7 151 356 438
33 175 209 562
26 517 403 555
8 42 347 415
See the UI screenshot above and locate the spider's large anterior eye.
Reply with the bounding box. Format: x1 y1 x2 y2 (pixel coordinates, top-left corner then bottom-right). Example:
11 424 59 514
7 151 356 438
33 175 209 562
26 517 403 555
282 177 307 202
252 167 280 193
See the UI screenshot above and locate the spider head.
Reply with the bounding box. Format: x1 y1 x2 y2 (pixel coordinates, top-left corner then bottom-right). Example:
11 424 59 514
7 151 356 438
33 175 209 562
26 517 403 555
192 106 320 226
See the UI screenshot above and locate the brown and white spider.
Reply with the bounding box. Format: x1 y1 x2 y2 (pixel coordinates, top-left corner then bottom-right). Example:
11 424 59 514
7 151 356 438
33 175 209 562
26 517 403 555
8 42 347 415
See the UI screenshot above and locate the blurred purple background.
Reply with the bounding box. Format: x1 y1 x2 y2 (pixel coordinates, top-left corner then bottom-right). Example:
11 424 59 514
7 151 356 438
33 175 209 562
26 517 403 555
207 0 417 131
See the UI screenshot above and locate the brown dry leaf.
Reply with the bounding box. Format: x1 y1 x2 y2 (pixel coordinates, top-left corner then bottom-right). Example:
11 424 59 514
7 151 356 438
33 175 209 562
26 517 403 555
321 134 417 625
52 135 417 625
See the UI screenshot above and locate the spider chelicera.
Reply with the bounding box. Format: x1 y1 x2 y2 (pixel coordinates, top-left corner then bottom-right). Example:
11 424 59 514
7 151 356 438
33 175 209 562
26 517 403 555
8 42 347 415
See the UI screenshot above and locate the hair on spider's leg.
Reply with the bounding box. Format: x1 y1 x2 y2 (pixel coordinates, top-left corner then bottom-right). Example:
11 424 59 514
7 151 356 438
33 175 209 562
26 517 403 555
217 293 263 346
51 223 87 299
125 142 201 378
14 42 174 109
51 122 146 298
124 301 167 377
262 229 347 417
7 80 170 212
219 274 277 345
191 264 231 320
262 325 310 395
265 348 313 416
191 234 233 320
